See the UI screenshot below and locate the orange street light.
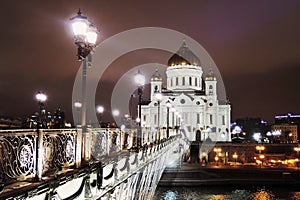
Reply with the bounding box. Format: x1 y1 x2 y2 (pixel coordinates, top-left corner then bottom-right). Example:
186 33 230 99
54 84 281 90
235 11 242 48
215 156 219 166
256 145 265 154
294 147 300 158
232 153 238 164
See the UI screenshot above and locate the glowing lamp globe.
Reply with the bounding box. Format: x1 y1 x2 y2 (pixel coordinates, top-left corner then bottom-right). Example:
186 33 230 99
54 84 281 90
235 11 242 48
155 92 162 101
112 109 120 117
72 21 88 36
135 71 145 86
166 100 172 108
71 10 88 36
36 92 47 102
97 106 104 114
86 26 98 45
74 102 82 108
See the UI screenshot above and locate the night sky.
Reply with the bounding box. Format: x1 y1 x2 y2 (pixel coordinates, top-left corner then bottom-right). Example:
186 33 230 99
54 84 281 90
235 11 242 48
1 0 300 124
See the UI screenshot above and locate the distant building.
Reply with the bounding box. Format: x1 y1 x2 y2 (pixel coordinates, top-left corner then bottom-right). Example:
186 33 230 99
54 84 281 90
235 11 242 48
275 113 300 124
24 108 67 129
52 108 66 129
271 124 298 143
141 41 231 142
231 117 270 143
274 113 300 143
0 116 22 129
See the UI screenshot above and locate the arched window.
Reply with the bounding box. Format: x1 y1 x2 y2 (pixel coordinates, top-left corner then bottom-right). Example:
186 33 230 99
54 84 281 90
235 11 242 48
176 77 179 86
189 77 192 85
209 85 213 95
209 114 213 124
182 77 185 85
195 78 198 86
197 113 200 124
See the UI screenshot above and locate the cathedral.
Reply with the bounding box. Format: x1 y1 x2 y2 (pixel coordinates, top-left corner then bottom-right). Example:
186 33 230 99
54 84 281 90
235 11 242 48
140 41 231 142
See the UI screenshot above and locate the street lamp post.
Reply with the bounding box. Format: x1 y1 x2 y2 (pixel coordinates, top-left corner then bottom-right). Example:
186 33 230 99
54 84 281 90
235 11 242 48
256 145 265 154
232 153 238 165
112 109 120 117
155 90 162 143
215 156 219 166
294 146 300 158
35 92 47 128
135 70 145 149
170 107 176 133
112 109 120 127
96 105 104 127
166 100 172 139
259 154 265 167
34 91 47 181
214 147 222 166
74 101 82 126
255 145 266 167
70 9 98 131
175 111 179 133
70 10 98 162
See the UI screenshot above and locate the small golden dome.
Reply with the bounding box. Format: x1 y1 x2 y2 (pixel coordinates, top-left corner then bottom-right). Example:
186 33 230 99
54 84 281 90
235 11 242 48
205 69 216 81
151 69 162 81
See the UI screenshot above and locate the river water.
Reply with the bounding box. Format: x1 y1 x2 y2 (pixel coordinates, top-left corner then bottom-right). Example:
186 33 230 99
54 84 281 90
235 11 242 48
153 185 300 200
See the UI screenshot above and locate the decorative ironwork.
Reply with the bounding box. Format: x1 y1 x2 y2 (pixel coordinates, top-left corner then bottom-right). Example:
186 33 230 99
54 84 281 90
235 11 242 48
19 145 33 169
110 131 119 152
91 130 108 159
0 129 77 184
42 130 76 172
0 132 35 181
0 129 182 199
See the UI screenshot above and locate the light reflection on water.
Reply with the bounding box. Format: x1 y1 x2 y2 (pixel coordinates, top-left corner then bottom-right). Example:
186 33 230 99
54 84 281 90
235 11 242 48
153 186 300 200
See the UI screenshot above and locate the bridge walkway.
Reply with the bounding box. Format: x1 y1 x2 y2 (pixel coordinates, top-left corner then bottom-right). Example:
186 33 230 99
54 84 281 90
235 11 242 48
0 128 186 199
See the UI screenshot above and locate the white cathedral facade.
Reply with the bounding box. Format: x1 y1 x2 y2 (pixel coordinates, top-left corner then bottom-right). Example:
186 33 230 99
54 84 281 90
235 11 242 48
140 42 231 142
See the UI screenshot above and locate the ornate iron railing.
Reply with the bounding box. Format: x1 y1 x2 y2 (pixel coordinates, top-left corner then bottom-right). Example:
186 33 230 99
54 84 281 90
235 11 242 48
0 129 78 184
0 128 144 185
90 128 137 160
42 129 77 172
0 130 36 182
0 126 184 199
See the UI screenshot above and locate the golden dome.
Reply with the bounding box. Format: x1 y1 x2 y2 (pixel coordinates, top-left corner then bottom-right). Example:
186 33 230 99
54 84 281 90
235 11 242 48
151 69 162 81
205 69 216 81
168 41 201 67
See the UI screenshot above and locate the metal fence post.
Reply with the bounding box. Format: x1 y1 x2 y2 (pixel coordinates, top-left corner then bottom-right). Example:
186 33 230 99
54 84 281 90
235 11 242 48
84 128 91 161
75 129 82 168
106 130 110 156
35 128 44 180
